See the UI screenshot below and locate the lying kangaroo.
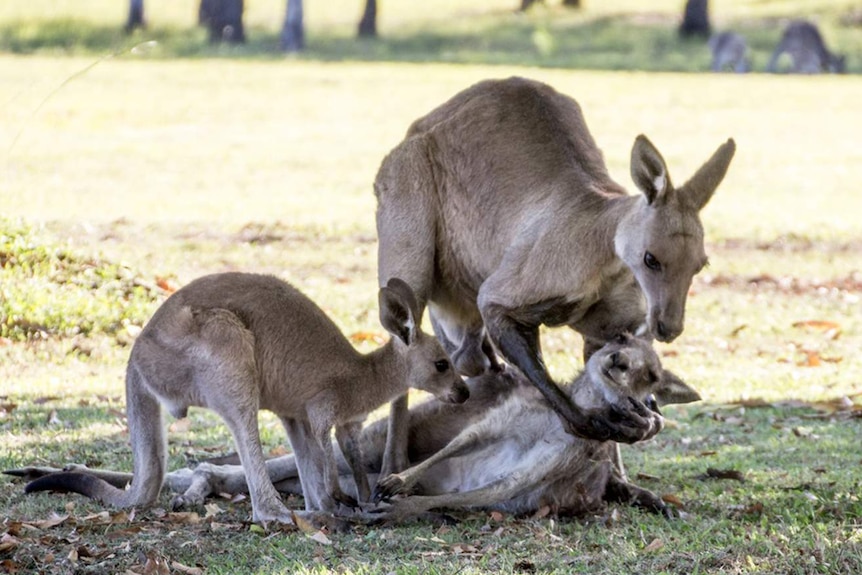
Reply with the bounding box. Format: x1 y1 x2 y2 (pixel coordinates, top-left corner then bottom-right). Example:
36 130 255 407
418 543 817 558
376 334 700 520
767 20 846 74
24 273 468 525
13 336 699 520
709 31 751 73
374 76 734 478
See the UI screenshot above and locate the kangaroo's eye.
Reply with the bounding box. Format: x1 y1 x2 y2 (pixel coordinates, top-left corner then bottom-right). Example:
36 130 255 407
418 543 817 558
434 359 450 373
644 252 662 271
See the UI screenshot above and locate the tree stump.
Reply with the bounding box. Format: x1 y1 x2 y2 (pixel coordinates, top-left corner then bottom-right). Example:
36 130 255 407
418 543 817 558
199 0 246 44
679 0 711 38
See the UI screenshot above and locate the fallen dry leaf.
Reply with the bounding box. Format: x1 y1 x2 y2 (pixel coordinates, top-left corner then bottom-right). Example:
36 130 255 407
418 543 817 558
204 503 223 519
531 505 551 519
171 561 204 575
792 427 818 439
308 530 332 545
729 324 748 337
268 445 289 457
80 511 112 525
489 511 505 522
797 350 822 367
292 512 319 535
643 538 664 552
792 320 840 331
450 543 479 555
28 513 69 530
168 418 191 433
701 468 746 482
155 277 178 294
661 494 685 509
166 512 201 525
349 331 386 345
0 534 21 553
636 472 660 481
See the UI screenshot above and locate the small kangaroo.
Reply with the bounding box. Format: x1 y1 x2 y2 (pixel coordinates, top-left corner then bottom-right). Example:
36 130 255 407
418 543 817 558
24 273 468 524
709 31 751 73
13 336 699 520
374 76 734 482
767 20 846 74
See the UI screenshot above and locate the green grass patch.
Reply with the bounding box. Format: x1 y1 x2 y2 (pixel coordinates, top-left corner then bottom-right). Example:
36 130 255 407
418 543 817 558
0 219 165 341
1 0 861 73
1 1 861 572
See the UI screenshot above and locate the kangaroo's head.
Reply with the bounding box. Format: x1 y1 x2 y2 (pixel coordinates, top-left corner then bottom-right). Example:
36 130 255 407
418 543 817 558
379 278 470 404
615 135 736 342
575 333 701 411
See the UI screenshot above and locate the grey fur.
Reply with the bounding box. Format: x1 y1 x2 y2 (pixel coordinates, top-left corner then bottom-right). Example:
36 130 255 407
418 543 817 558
23 272 467 525
709 31 751 73
13 336 699 520
373 77 734 479
767 20 846 74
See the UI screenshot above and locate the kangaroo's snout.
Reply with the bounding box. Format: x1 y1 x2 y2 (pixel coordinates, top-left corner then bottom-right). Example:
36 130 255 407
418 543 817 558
651 314 683 343
444 380 470 404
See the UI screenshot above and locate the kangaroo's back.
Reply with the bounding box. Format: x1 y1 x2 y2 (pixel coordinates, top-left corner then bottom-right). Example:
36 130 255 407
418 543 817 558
405 76 623 204
375 77 627 292
768 20 846 73
709 31 750 73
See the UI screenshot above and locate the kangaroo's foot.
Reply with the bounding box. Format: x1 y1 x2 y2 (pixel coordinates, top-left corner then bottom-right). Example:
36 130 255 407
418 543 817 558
252 499 297 525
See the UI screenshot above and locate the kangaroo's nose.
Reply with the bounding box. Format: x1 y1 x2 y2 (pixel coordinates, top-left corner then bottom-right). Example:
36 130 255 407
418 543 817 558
655 320 682 342
449 383 470 404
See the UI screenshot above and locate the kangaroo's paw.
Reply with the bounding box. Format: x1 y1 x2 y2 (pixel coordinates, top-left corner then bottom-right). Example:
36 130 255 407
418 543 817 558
332 490 359 511
584 400 664 444
374 473 411 500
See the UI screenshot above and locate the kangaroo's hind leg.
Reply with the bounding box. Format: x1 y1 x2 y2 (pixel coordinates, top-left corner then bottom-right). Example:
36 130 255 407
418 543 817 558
192 309 294 525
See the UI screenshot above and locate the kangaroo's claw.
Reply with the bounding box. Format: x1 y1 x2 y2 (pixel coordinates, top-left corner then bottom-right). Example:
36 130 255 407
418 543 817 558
587 400 663 444
373 473 409 501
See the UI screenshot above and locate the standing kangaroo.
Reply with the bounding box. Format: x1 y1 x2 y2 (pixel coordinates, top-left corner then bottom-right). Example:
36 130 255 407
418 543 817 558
24 273 468 525
767 20 846 74
374 77 735 479
709 31 751 73
13 336 699 520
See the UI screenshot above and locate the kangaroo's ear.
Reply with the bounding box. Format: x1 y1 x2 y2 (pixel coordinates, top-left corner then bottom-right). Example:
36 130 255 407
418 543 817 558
630 134 671 205
379 278 419 346
653 369 702 406
680 138 736 212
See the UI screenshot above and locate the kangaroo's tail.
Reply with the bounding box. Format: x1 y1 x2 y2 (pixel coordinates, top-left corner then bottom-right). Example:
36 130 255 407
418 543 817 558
26 362 167 508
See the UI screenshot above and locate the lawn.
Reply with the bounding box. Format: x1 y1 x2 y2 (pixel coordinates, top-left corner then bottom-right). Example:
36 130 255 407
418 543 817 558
1 1 862 574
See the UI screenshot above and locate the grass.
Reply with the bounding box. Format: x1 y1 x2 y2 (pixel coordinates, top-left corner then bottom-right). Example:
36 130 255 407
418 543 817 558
0 0 861 72
1 1 862 573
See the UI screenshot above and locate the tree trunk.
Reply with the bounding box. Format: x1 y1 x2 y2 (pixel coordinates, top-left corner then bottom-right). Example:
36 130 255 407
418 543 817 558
199 0 246 43
125 0 145 32
561 0 581 7
678 0 710 38
280 0 304 52
520 0 540 11
357 0 377 38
